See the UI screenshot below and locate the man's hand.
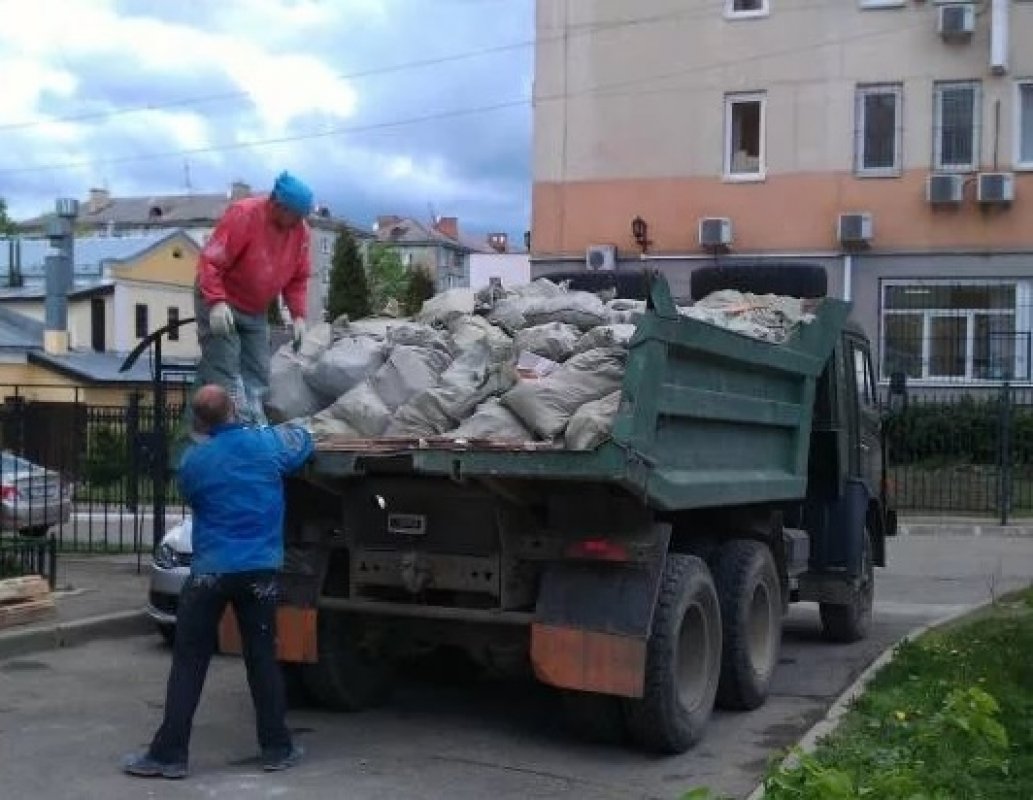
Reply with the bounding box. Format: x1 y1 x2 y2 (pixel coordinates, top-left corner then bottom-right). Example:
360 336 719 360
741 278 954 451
209 302 236 337
291 318 307 351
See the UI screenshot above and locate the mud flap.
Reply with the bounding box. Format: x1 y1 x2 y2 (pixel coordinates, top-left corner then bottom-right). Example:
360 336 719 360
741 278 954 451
530 526 669 699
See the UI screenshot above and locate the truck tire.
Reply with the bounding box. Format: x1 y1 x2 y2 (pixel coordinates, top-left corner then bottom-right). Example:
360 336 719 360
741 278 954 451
560 690 627 745
712 540 782 710
819 528 875 643
623 554 722 754
690 264 828 301
301 611 394 711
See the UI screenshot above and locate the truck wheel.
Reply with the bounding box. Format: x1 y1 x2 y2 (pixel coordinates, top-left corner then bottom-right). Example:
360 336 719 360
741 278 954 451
301 611 394 711
690 264 828 301
712 540 782 711
561 690 627 745
819 529 874 643
623 554 721 754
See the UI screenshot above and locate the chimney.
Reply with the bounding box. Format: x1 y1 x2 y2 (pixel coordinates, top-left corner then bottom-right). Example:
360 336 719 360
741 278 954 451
44 198 79 356
433 216 459 241
375 215 401 233
229 181 252 200
87 188 111 215
487 232 508 253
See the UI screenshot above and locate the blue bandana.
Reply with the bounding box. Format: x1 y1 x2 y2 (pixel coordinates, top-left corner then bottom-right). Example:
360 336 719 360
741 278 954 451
271 171 314 216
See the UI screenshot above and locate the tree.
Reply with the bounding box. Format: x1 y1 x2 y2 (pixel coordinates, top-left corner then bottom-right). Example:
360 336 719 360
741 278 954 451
403 267 437 316
367 245 410 314
0 198 16 236
326 228 370 321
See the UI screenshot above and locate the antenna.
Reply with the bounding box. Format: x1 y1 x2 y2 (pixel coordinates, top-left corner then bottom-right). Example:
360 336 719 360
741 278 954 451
184 160 193 193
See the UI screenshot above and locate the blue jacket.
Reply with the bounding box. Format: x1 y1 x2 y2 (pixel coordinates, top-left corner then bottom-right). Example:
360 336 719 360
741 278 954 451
178 422 314 575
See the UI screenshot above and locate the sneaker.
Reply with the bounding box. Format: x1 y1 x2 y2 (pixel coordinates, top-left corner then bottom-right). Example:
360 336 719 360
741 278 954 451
122 752 188 779
262 744 304 772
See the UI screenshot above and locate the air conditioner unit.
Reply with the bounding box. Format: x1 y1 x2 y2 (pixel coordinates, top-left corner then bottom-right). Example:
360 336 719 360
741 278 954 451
698 217 733 248
926 173 965 205
977 172 1015 205
838 213 874 247
585 244 617 271
938 4 975 40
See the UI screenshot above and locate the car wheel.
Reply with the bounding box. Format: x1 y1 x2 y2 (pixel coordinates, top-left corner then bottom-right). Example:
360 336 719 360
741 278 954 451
17 525 50 538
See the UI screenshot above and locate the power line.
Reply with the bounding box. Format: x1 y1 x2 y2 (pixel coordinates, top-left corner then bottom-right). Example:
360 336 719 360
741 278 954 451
0 15 927 177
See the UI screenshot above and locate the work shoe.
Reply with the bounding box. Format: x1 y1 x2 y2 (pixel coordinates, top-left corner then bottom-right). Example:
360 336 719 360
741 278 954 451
262 744 304 772
122 752 188 779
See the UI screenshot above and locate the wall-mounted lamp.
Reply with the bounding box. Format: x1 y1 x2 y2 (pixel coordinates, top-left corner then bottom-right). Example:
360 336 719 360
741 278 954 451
631 216 651 253
523 230 531 251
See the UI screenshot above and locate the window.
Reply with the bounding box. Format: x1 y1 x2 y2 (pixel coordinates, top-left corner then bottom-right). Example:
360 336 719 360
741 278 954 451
320 237 331 255
724 93 766 179
855 84 902 175
933 81 980 171
881 281 1032 383
167 307 180 341
135 304 148 339
1017 80 1033 170
725 0 768 18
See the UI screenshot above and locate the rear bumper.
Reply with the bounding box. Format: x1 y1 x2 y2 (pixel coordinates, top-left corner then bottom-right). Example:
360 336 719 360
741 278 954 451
0 498 71 530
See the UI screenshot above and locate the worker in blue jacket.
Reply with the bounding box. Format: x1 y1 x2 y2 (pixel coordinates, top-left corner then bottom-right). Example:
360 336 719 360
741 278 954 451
123 383 314 780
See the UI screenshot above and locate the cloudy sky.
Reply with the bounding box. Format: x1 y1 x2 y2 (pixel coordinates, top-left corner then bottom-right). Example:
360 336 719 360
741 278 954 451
0 0 533 239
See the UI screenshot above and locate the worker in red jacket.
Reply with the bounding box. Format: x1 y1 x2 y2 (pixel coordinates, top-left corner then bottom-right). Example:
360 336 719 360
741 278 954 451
194 171 313 424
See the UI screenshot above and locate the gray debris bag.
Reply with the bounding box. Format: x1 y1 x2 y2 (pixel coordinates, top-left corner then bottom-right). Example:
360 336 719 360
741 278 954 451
449 315 514 362
326 379 392 437
605 299 646 326
296 322 334 360
304 414 362 440
416 289 475 325
679 290 815 344
386 322 454 357
512 278 566 298
341 317 395 340
371 345 453 411
302 336 387 402
384 343 517 437
445 398 533 442
522 292 609 331
265 345 324 422
565 391 622 451
514 322 581 362
574 324 637 354
502 347 627 440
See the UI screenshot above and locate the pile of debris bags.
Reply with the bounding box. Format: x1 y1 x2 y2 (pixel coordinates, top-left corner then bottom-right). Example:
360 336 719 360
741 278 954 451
265 280 815 451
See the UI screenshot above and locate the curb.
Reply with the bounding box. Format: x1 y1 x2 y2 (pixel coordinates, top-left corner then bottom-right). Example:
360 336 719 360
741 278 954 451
746 602 985 800
0 610 152 661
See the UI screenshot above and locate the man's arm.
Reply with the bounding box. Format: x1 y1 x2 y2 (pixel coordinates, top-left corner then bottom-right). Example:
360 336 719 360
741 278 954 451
270 423 315 476
197 204 252 306
281 224 312 321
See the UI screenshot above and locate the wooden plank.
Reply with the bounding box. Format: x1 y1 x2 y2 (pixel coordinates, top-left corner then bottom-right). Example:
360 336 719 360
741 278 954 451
0 597 56 628
0 576 50 605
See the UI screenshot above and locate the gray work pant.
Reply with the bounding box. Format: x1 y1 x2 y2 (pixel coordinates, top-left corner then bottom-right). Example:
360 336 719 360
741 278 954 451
191 285 270 427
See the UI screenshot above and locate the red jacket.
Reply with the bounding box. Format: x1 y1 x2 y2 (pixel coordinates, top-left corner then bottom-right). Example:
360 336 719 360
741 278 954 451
197 196 311 319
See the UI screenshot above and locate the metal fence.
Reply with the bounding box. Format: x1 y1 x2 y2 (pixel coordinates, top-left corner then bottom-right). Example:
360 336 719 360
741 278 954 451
883 383 1033 522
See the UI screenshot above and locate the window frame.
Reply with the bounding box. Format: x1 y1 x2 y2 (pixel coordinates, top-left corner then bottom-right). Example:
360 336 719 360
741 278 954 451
724 0 769 19
880 279 1031 384
855 83 904 177
1016 79 1033 171
932 80 981 173
723 91 767 181
134 303 148 339
859 0 904 7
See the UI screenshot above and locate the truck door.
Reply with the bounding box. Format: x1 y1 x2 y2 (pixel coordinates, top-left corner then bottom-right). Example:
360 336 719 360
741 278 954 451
847 337 881 492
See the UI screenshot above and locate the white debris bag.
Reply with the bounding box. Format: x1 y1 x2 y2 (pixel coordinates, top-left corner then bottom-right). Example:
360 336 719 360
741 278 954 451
302 336 387 402
326 380 392 437
680 290 815 344
445 398 533 442
416 289 475 325
515 350 561 379
565 391 622 451
502 347 627 440
305 414 362 440
265 345 324 422
514 323 581 362
574 324 637 354
371 345 453 411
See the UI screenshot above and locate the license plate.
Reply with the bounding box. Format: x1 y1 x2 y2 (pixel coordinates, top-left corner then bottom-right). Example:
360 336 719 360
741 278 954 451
387 513 427 536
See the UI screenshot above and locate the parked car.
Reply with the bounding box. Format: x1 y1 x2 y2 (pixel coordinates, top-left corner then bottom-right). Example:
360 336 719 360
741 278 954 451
0 451 72 536
148 516 192 644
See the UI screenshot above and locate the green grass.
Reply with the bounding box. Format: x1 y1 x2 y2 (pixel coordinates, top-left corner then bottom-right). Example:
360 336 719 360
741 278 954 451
685 586 1033 800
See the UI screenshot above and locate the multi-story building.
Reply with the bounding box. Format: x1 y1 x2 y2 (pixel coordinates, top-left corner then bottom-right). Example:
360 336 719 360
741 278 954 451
533 0 1033 386
373 215 489 291
17 182 372 322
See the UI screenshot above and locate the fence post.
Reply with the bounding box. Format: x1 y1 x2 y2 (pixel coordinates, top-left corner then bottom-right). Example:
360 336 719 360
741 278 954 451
998 380 1013 526
47 534 57 590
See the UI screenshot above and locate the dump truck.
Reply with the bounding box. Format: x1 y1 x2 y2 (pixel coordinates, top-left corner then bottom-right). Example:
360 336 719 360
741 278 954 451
219 264 897 754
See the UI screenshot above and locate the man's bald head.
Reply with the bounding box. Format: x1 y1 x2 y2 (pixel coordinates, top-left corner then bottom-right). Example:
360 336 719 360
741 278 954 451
192 384 235 434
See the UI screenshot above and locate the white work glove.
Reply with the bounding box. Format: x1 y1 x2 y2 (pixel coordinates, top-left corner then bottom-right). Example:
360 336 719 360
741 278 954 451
209 301 236 337
291 318 307 351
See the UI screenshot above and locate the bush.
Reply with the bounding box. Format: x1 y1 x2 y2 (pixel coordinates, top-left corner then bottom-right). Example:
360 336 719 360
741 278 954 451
403 267 436 316
82 425 129 487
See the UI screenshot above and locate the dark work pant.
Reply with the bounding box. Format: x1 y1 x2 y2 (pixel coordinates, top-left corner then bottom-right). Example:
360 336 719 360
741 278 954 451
148 571 292 765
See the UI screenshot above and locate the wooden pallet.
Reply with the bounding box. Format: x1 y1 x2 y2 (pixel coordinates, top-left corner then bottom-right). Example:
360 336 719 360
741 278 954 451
0 575 56 629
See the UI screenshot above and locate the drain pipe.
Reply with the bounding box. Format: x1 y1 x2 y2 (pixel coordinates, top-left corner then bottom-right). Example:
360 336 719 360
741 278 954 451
843 253 853 303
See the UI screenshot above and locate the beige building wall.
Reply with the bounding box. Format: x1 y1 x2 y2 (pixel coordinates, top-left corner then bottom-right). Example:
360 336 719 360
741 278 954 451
113 282 198 358
533 0 1033 255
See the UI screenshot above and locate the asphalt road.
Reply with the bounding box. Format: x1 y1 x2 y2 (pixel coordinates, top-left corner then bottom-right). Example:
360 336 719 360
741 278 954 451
1 534 1031 800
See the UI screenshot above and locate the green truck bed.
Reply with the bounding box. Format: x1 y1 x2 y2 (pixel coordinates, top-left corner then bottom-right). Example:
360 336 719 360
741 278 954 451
308 278 850 512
